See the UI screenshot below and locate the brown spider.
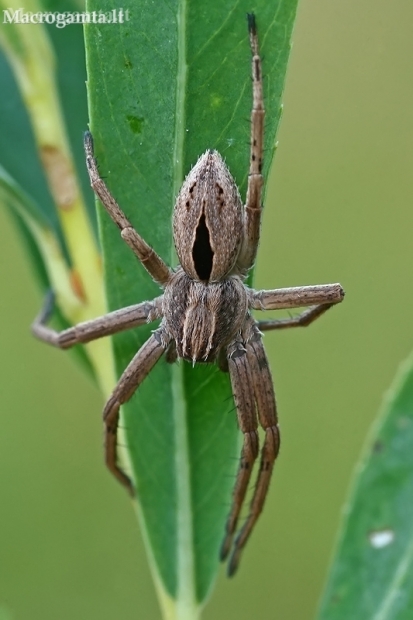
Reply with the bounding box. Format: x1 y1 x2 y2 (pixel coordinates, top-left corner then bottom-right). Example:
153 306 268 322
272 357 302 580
32 14 344 575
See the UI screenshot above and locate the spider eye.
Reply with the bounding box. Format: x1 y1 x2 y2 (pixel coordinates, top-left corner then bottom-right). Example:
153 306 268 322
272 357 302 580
192 213 214 281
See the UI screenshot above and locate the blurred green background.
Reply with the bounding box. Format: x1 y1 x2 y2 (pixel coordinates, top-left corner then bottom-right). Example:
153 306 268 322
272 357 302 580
1 0 412 618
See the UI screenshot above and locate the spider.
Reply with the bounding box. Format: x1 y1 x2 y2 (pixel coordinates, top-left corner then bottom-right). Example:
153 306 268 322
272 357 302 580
32 14 344 575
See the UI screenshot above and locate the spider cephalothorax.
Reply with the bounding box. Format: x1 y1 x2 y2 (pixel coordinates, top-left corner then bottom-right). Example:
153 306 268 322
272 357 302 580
32 14 344 575
163 268 248 362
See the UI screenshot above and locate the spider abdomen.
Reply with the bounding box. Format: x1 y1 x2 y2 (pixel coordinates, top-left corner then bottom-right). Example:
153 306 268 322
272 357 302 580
173 150 244 283
163 269 248 363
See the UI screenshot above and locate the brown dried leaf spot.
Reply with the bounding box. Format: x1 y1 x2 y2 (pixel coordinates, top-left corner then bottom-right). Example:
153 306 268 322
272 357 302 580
70 269 86 302
40 145 78 210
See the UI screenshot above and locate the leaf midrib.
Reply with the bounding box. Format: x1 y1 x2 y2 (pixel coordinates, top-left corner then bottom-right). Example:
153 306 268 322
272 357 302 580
171 0 200 617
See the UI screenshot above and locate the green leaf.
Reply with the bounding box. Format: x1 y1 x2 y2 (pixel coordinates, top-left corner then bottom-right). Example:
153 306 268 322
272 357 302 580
0 0 95 252
0 29 60 238
318 352 413 620
0 164 81 312
0 2 114 394
84 0 298 613
0 165 95 377
0 164 53 288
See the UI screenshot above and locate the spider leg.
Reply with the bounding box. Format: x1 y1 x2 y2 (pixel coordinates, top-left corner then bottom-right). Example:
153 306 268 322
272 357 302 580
103 328 170 493
228 325 280 576
84 131 172 286
257 302 336 331
220 340 259 563
237 13 265 273
31 290 163 348
251 283 344 311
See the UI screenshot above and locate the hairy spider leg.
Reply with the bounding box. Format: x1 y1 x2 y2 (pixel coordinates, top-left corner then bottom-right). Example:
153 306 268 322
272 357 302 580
84 131 172 287
228 324 280 575
237 13 265 274
103 329 171 493
32 292 162 348
221 339 260 563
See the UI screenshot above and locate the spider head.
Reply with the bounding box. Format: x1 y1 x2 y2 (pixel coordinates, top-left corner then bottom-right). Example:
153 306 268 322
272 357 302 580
173 150 243 283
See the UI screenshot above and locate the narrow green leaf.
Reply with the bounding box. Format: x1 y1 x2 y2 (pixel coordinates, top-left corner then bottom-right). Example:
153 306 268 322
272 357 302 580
0 35 59 233
85 0 298 612
0 0 95 250
318 353 413 620
0 166 95 377
0 3 115 395
0 165 75 305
